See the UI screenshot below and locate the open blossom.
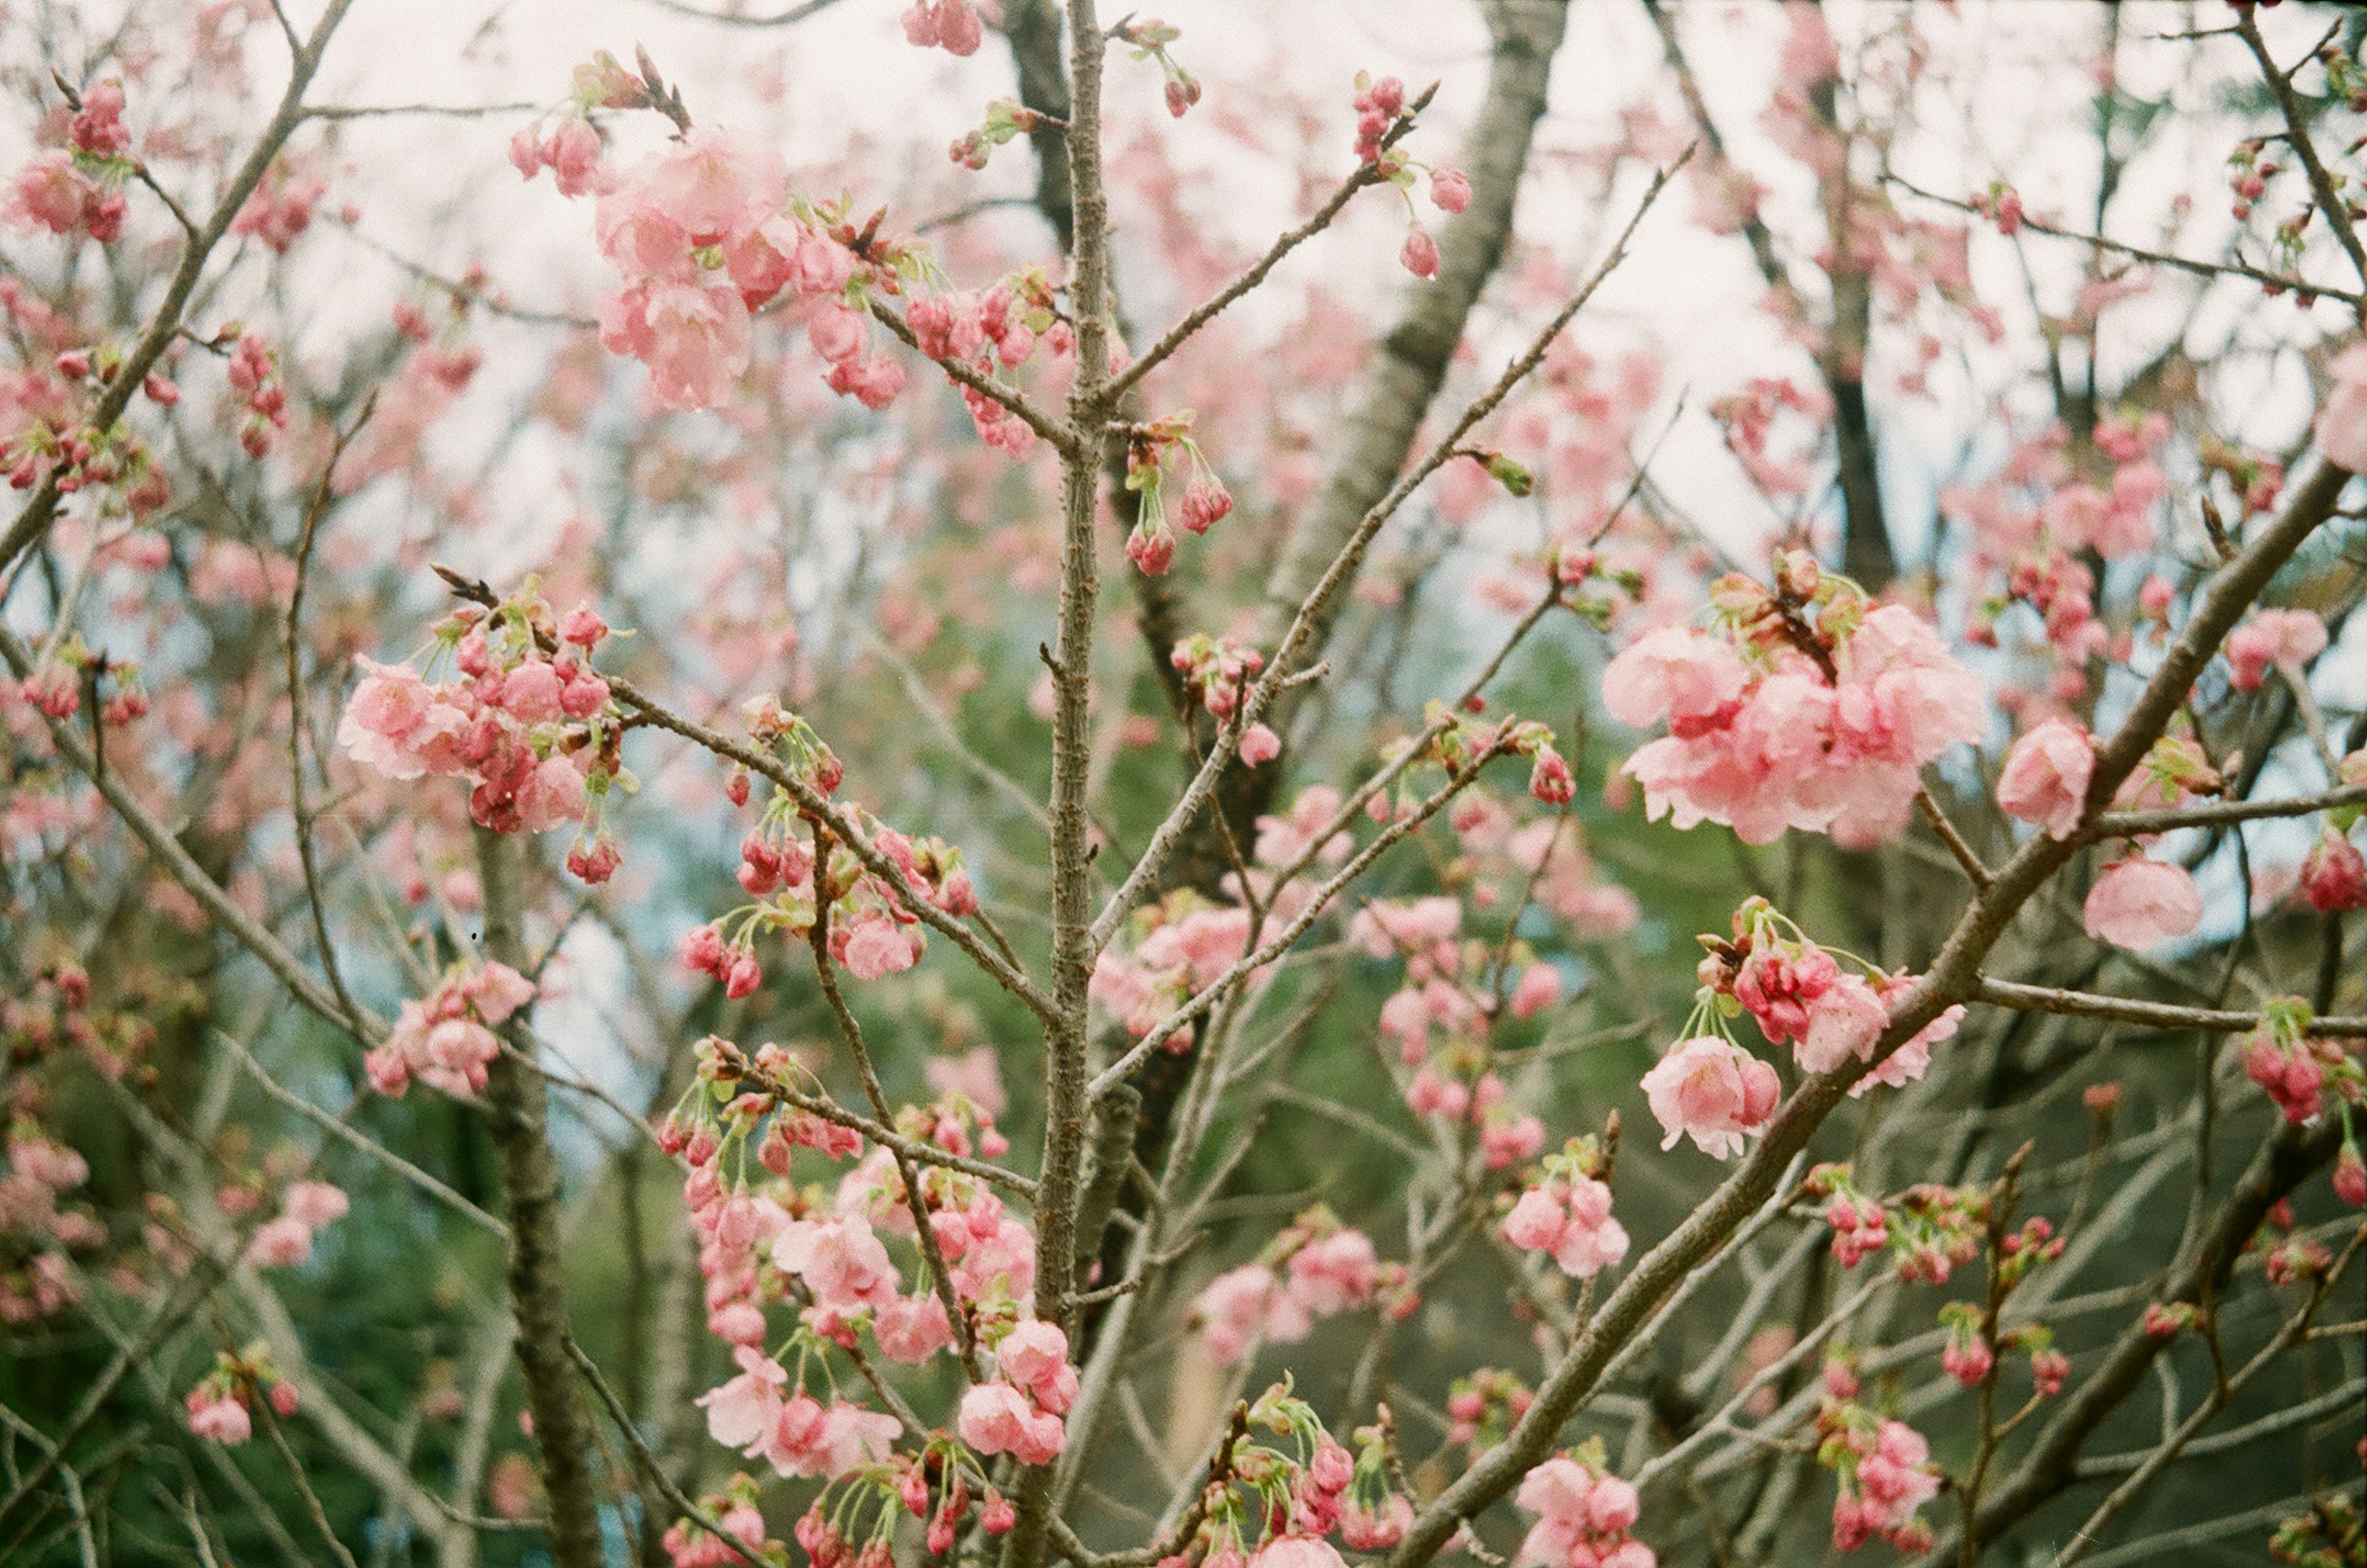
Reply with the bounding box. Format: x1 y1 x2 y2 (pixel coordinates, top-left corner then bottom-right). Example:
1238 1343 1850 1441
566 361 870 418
1641 1037 1780 1158
1796 973 1889 1076
2313 341 2367 473
2083 856 2203 950
1613 606 1985 846
186 1390 251 1445
957 1379 1064 1464
2223 608 2328 692
1515 1455 1653 1568
1502 1175 1629 1278
1995 719 2095 839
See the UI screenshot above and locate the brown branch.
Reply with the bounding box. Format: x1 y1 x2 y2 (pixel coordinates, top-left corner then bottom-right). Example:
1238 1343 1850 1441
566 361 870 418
472 827 605 1568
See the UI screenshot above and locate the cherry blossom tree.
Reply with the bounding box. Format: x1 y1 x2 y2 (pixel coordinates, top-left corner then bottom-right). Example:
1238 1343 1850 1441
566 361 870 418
2 2 2365 1567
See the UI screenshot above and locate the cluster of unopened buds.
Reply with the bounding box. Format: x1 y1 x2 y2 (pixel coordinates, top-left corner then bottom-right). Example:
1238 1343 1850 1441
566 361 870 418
662 1474 785 1567
1606 553 1987 847
241 1179 352 1270
949 98 1056 171
13 637 149 727
683 768 971 998
2262 1232 2334 1287
1 1122 99 1323
9 348 172 513
2239 1000 2363 1127
340 591 626 875
364 959 534 1098
1444 1367 1534 1451
184 1345 301 1446
1512 1440 1654 1568
6 78 131 242
1502 1135 1630 1280
2299 818 2367 913
1171 632 1264 719
1115 19 1200 118
1969 179 2024 234
1805 1164 1890 1268
1124 414 1235 576
1884 1183 1989 1286
224 332 289 457
1814 1362 1939 1553
1935 1304 2067 1396
907 277 1051 458
1189 1205 1407 1365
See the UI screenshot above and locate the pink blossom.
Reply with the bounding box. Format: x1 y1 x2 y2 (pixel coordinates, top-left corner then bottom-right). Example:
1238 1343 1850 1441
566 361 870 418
875 1294 954 1363
1429 166 1473 214
2300 828 2367 913
2224 608 2328 692
2083 856 2203 949
1640 1037 1780 1158
843 917 920 980
1602 626 1748 732
1238 723 1282 766
697 1348 788 1451
516 755 588 832
1249 1537 1347 1568
1995 719 2094 840
2313 341 2367 473
1509 963 1561 1019
186 1392 252 1445
774 1215 900 1313
1400 227 1440 280
245 1215 315 1269
1796 974 1888 1076
958 1381 1065 1464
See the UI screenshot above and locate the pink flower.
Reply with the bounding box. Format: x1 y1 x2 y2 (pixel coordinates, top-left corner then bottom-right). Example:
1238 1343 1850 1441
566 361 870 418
1640 1037 1780 1158
2300 828 2367 913
186 1392 251 1445
635 279 753 410
843 918 920 981
1995 719 2094 840
1249 1538 1347 1568
1796 973 1888 1076
2225 608 2329 692
875 1294 954 1363
996 1320 1075 1411
774 1215 900 1313
245 1215 315 1269
1509 962 1561 1019
1238 723 1282 767
958 1381 1064 1464
1601 626 1747 731
1429 167 1473 214
2313 341 2367 474
2083 856 2203 949
281 1180 350 1231
697 1348 788 1451
516 755 588 832
1400 227 1440 280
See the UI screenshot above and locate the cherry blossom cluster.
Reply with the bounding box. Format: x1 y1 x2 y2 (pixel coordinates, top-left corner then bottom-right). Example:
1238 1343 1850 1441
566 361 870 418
6 79 131 243
338 590 626 873
10 348 172 513
958 1319 1074 1464
12 632 149 730
1444 1367 1535 1452
661 1474 787 1568
1114 19 1201 120
363 958 536 1098
1936 1302 2067 1397
2239 998 2365 1128
0 959 156 1082
1803 1164 1889 1268
1091 891 1255 1039
184 1345 301 1447
1 1125 98 1323
242 1179 353 1270
1606 554 1985 846
1501 1136 1630 1280
1188 1205 1404 1365
1352 896 1545 1167
1511 1442 1653 1568
901 0 981 57
228 159 327 253
1813 1362 1940 1554
683 736 975 998
1124 416 1235 577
